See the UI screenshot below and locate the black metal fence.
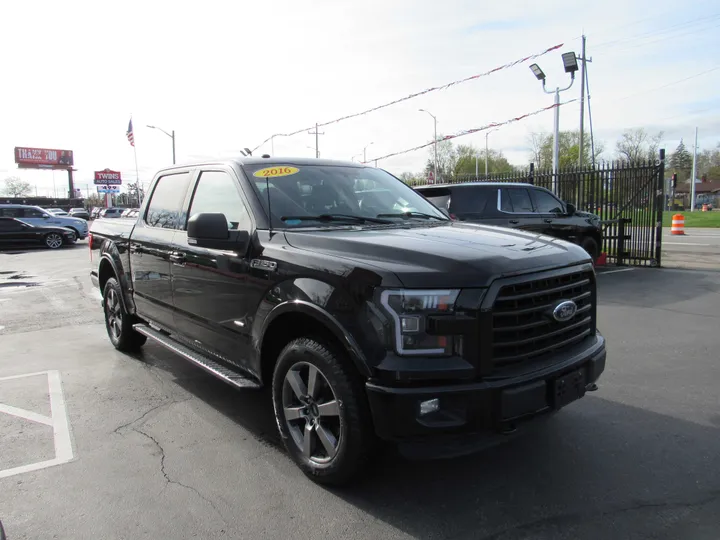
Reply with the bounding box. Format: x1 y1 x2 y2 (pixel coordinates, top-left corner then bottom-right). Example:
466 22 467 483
407 151 666 267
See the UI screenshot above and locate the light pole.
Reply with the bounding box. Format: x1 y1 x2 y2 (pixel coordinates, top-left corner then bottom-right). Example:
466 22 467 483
484 128 499 177
419 109 438 182
351 153 363 162
363 142 374 163
529 51 578 193
147 125 176 164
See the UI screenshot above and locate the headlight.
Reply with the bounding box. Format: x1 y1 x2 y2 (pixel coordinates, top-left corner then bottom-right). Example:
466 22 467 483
380 289 460 356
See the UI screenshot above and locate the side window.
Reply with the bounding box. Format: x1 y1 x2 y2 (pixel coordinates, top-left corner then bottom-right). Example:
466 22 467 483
186 171 251 231
533 190 564 213
449 187 489 217
145 173 192 229
500 189 513 212
0 208 23 218
24 208 46 218
507 188 534 213
0 219 23 231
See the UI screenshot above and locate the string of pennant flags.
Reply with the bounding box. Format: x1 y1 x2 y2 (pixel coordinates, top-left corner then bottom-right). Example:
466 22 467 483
251 42 564 153
362 99 579 164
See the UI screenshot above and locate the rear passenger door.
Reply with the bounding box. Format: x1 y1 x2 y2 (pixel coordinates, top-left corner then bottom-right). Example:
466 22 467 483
129 171 193 329
498 187 545 234
530 188 573 241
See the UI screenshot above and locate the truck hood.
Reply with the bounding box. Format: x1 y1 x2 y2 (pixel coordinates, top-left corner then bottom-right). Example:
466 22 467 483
284 222 591 288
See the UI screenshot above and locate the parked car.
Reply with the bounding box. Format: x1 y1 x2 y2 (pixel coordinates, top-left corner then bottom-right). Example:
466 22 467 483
90 158 606 485
90 207 102 219
99 207 124 218
121 208 139 218
0 217 76 249
0 204 88 241
415 182 603 260
69 207 90 220
46 208 69 216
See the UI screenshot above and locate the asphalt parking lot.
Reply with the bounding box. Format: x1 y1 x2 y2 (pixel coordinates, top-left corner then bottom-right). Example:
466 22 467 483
662 228 720 270
1 242 719 539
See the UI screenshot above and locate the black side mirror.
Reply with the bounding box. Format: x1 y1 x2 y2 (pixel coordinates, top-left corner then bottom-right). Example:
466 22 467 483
187 213 249 252
565 203 576 216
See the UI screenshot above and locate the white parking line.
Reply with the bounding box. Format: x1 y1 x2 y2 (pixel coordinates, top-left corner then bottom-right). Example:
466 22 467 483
597 268 636 275
0 370 74 478
663 242 711 246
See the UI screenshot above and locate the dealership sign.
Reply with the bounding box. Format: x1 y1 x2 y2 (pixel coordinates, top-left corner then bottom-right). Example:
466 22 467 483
15 147 74 169
94 169 122 185
97 185 120 194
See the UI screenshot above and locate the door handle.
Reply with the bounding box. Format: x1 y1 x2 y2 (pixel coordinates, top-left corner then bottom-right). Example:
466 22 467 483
509 219 520 225
169 252 186 264
544 219 553 223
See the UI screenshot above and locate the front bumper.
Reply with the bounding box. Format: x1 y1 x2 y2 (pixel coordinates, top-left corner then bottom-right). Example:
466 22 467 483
366 334 605 441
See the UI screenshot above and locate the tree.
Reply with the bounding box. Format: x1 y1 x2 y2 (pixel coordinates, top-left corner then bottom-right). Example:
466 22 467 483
398 172 422 185
696 143 720 182
2 176 32 197
454 144 514 176
85 194 105 208
615 128 664 162
668 140 693 182
424 137 456 181
530 131 602 169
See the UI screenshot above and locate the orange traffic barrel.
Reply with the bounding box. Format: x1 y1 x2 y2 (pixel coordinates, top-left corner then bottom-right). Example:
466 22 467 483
671 214 685 235
702 204 708 212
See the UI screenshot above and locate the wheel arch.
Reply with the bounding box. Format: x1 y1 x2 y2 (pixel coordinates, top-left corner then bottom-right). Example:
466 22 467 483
98 254 136 314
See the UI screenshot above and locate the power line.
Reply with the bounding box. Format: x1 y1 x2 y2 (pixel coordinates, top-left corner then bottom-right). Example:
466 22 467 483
593 12 720 49
615 66 720 102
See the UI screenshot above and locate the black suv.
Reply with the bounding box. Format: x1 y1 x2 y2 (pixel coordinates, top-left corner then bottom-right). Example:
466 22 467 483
416 182 602 260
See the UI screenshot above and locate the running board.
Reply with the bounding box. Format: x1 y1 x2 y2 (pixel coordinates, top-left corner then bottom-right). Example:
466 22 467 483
133 324 261 389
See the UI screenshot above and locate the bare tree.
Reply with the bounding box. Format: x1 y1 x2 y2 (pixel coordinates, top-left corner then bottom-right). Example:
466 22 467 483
2 176 32 197
616 128 664 162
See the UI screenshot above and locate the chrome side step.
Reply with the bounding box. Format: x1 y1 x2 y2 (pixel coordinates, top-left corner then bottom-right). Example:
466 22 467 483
133 324 261 389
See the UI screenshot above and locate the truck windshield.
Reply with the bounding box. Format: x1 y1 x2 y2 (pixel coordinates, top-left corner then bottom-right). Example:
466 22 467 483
243 164 447 228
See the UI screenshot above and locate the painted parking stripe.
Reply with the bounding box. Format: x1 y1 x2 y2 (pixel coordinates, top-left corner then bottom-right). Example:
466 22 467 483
0 370 74 479
597 268 636 275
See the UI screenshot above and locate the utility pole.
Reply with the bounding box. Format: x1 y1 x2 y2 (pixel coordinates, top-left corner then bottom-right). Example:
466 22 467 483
578 35 587 168
308 123 324 158
690 127 698 212
419 109 438 182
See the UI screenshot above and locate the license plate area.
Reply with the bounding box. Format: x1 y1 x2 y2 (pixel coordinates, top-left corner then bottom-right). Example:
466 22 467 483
550 368 586 409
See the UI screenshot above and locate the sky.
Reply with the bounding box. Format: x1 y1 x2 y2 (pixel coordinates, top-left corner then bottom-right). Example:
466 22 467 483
1 0 719 197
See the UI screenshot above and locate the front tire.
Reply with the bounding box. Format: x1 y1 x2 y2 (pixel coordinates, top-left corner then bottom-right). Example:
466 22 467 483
44 233 64 249
580 236 599 262
103 277 147 352
272 338 374 485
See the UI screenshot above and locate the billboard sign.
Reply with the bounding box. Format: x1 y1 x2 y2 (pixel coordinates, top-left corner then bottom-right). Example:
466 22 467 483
93 169 122 185
97 185 120 194
15 147 74 169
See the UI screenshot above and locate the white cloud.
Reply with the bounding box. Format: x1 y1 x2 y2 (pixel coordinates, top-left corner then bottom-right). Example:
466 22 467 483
1 0 718 195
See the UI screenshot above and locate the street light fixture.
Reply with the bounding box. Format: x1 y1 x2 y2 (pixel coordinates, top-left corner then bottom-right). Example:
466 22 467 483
419 109 438 183
146 125 176 164
363 142 374 163
528 51 577 193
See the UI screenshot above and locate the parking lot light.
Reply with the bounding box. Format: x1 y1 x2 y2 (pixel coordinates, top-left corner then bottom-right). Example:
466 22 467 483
561 52 579 74
529 63 545 80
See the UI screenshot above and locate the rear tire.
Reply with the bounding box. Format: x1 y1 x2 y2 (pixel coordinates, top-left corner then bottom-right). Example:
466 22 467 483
580 237 599 262
103 277 147 352
272 337 374 486
44 233 64 249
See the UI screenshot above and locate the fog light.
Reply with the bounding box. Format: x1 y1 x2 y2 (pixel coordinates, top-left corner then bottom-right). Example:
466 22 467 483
419 398 440 416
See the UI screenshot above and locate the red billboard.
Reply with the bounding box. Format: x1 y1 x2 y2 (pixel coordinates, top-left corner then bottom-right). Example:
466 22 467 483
93 169 122 185
15 147 74 169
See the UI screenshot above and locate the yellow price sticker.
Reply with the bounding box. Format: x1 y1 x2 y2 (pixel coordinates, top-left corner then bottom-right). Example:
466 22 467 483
252 166 300 178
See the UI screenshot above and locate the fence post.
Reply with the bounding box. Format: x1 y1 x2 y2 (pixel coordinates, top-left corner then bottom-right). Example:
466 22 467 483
528 163 535 185
617 218 628 266
655 149 665 267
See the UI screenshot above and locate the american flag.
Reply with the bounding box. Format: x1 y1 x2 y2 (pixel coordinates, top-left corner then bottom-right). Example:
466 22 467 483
126 118 135 147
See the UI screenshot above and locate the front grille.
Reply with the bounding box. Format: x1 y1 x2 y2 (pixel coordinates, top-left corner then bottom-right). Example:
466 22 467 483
491 269 595 366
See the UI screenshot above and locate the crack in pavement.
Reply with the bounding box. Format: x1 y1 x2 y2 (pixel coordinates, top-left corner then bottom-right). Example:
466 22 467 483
472 490 720 540
112 397 188 435
133 426 229 528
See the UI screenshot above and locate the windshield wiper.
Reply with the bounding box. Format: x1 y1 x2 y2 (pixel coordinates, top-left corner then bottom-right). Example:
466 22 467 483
280 214 393 224
376 211 446 221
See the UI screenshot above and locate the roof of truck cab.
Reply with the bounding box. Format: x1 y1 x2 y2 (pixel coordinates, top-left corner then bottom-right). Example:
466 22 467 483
414 182 535 190
155 157 368 174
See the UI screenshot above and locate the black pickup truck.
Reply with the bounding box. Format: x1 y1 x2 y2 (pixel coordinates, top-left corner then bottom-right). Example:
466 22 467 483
90 157 606 485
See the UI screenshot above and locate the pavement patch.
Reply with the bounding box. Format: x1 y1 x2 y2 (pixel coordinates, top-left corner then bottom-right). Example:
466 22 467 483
0 371 74 479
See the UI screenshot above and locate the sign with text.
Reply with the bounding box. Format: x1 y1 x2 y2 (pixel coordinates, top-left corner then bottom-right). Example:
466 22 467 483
15 147 74 169
93 169 122 185
97 185 120 194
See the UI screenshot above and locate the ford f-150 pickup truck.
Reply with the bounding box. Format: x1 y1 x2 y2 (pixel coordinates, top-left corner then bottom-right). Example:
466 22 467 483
90 157 606 485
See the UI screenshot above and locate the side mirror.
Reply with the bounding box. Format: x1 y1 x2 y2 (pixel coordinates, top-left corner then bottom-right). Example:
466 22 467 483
565 203 576 216
42 214 50 219
187 213 249 252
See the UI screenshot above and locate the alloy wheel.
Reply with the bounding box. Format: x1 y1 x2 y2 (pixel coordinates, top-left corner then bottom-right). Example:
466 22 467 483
105 288 123 340
282 362 341 464
46 234 63 249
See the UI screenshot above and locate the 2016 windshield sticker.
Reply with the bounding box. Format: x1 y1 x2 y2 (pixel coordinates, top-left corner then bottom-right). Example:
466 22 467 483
253 166 299 178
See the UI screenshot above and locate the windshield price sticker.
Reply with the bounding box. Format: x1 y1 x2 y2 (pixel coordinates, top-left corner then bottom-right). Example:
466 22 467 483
253 166 299 178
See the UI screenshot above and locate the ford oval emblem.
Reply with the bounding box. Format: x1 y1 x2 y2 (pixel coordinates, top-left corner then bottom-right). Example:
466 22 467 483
552 300 577 322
